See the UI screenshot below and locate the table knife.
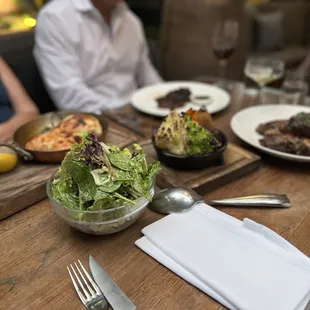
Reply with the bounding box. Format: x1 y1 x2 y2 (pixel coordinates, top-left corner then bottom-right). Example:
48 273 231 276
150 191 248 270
103 111 145 137
89 255 136 310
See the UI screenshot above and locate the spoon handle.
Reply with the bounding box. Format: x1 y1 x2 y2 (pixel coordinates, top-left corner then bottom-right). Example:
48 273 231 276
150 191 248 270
206 194 291 208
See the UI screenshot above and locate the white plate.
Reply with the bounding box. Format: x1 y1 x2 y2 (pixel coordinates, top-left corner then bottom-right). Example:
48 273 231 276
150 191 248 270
231 104 310 163
131 81 231 117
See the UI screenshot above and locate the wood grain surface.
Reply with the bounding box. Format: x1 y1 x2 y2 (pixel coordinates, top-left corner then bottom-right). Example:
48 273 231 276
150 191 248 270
0 127 137 220
1 80 310 310
141 140 260 195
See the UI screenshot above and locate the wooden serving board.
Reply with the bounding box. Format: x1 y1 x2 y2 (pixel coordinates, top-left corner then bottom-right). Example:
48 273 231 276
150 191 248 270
0 127 137 220
141 140 261 195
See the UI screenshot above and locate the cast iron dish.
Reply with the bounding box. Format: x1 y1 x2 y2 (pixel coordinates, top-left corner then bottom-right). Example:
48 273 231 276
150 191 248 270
152 128 228 170
1 111 108 163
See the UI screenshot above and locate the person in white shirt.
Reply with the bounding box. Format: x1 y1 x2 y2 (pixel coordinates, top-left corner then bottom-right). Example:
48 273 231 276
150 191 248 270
34 0 163 114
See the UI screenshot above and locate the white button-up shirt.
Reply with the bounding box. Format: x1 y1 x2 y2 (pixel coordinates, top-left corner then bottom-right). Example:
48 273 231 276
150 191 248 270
34 0 162 113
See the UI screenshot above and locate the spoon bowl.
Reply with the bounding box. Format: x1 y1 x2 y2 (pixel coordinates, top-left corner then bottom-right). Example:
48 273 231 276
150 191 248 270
148 187 291 215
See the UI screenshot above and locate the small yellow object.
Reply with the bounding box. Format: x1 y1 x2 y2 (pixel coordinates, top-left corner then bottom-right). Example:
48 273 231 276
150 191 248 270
0 147 18 173
24 17 36 28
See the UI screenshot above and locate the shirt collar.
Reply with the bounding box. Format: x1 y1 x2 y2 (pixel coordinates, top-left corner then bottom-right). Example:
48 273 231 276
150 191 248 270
72 0 128 13
72 0 93 12
72 0 128 37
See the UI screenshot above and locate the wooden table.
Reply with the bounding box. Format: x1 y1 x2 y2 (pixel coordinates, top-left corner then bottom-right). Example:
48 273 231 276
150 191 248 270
1 80 310 310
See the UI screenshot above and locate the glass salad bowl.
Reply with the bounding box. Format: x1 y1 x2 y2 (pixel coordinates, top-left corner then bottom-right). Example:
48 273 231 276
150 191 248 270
46 177 155 235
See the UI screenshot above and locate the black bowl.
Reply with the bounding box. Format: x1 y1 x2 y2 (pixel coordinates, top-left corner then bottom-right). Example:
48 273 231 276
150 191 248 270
152 129 228 170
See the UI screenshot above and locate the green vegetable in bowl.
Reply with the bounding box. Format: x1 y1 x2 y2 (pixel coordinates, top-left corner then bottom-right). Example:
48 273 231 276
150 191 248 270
155 111 220 155
52 134 161 221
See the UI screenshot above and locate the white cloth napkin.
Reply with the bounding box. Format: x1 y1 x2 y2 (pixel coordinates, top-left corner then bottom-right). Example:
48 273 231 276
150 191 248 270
135 203 310 310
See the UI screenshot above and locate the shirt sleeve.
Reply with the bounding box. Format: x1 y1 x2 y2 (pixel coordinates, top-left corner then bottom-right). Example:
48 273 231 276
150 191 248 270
135 28 163 87
34 12 105 114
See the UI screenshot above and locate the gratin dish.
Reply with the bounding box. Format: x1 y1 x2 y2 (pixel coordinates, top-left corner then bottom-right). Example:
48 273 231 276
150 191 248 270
9 111 108 163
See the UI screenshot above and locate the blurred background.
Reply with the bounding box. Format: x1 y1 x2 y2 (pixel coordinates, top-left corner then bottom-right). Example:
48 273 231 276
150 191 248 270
0 0 309 111
0 0 163 36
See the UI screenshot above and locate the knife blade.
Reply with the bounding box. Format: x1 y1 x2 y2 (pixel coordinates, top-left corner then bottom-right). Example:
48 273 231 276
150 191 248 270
104 111 145 137
89 255 136 310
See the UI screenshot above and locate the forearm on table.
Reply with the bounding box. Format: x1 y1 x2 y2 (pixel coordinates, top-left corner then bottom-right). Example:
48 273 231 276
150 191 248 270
6 111 39 128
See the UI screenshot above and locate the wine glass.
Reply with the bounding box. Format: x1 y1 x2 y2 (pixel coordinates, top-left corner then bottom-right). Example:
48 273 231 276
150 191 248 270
245 57 285 104
212 20 239 88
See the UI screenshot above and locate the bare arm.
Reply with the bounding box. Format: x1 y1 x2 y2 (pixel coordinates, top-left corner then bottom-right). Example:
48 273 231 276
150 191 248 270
0 57 39 142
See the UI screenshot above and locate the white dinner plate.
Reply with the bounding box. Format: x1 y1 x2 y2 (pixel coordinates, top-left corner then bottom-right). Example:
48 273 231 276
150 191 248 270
231 104 310 163
131 81 231 117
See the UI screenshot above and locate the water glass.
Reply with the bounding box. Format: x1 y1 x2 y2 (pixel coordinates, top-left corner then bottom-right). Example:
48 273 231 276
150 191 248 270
281 70 308 105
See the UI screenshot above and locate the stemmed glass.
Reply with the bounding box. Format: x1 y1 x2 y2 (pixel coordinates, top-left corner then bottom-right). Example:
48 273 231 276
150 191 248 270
212 20 239 88
245 57 285 104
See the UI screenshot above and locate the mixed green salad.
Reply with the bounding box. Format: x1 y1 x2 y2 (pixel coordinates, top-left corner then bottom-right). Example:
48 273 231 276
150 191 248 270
155 111 220 155
51 134 160 222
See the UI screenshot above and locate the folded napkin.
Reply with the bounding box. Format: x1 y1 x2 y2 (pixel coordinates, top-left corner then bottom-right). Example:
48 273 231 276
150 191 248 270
136 204 310 310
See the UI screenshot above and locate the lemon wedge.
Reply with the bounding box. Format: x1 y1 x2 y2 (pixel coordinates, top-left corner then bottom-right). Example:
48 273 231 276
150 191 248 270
0 146 18 173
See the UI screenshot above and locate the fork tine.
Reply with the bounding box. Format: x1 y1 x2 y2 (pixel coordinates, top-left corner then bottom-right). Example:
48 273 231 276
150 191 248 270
67 266 86 305
78 260 101 295
75 262 96 297
70 264 91 300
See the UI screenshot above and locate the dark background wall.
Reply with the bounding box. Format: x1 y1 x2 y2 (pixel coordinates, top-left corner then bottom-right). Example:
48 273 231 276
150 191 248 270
127 0 163 40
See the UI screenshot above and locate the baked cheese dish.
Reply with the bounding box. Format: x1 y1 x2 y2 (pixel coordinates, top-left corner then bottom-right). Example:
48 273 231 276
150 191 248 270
25 114 103 151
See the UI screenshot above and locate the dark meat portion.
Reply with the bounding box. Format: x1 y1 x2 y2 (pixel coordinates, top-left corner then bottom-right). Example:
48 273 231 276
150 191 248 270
260 134 310 156
157 88 191 109
256 120 287 135
299 139 310 156
260 134 301 154
256 114 310 156
286 113 310 138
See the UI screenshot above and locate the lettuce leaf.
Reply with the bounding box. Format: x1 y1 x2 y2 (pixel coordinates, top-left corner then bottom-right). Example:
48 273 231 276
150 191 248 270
51 134 161 221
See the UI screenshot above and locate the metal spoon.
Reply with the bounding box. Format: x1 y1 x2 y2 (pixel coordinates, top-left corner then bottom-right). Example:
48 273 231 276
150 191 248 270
148 187 291 215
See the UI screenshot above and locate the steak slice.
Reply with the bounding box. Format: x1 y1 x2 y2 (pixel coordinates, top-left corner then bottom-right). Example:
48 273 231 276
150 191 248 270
298 139 310 156
256 120 287 135
256 114 310 156
259 132 310 156
259 134 300 154
157 88 191 109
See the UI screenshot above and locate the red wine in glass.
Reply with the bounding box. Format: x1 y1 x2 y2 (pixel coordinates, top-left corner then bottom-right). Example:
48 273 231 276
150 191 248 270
213 47 236 60
212 20 239 87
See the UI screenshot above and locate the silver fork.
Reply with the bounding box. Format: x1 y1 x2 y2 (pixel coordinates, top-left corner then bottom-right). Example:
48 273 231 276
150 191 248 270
67 260 108 310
